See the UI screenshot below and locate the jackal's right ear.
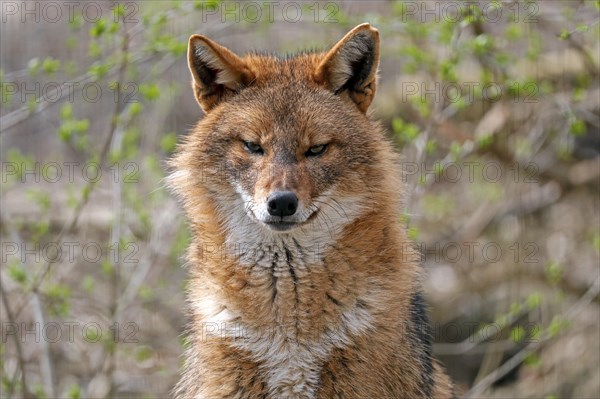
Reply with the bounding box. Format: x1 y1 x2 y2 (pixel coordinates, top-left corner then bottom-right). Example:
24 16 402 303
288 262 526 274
187 35 255 112
315 23 380 113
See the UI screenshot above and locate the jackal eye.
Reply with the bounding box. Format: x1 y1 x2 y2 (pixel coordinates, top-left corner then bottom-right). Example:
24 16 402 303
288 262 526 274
305 144 328 157
244 141 264 155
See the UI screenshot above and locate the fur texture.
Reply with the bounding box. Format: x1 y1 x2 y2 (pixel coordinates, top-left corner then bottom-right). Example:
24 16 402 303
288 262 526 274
169 23 454 399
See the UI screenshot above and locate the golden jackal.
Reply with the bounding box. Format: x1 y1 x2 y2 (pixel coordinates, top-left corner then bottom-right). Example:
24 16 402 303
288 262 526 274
169 23 454 399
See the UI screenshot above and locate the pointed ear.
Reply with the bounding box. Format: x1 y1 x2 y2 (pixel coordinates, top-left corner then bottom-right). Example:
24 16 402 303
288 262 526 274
314 23 380 113
187 35 255 112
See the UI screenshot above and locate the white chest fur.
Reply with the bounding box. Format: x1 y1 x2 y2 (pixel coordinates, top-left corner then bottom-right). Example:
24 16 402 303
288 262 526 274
194 239 373 399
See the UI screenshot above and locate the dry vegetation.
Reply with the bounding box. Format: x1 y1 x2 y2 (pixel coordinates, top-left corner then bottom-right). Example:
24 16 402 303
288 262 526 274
1 1 599 398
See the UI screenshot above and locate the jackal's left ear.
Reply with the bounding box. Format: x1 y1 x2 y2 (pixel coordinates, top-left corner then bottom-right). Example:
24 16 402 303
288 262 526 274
315 23 380 113
188 35 255 112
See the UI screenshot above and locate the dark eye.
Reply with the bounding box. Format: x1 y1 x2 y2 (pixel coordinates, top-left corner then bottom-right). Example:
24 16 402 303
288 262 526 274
305 144 328 157
244 141 264 155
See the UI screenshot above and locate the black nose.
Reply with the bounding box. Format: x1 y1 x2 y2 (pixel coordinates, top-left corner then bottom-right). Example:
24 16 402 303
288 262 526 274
267 191 298 217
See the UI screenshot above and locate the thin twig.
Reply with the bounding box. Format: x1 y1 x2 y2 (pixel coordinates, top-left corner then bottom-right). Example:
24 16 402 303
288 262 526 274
31 294 55 398
0 278 31 399
105 23 130 396
1 203 55 398
12 28 131 320
465 276 600 398
405 19 465 214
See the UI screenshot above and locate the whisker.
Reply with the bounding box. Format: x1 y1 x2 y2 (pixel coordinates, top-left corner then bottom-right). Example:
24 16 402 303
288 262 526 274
313 198 348 221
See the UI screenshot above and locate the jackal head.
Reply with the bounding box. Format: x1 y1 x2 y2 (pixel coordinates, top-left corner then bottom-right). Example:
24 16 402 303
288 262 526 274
171 24 395 238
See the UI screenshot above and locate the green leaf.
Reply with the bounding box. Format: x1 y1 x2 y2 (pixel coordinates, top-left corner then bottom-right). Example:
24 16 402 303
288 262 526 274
89 19 107 37
58 119 90 142
27 98 38 113
511 326 526 343
393 120 420 144
160 133 177 154
28 58 41 76
128 102 143 116
42 57 60 74
476 133 494 149
391 117 404 134
84 326 100 341
139 84 160 101
558 29 571 40
509 302 524 317
26 188 51 212
495 314 508 329
545 261 563 285
135 345 154 362
449 142 462 160
88 41 102 58
45 283 72 316
569 118 586 136
81 184 92 201
139 285 153 301
527 292 542 309
524 352 541 368
425 139 437 154
8 262 27 284
113 3 126 18
60 104 73 120
407 226 419 241
69 15 84 30
88 62 110 79
506 23 523 40
102 260 114 276
67 384 81 399
548 316 570 338
82 276 95 292
592 231 600 252
471 35 493 55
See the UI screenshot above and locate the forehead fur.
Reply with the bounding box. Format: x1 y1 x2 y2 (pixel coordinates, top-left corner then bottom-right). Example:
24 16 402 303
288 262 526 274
240 51 325 85
177 42 385 162
208 52 372 140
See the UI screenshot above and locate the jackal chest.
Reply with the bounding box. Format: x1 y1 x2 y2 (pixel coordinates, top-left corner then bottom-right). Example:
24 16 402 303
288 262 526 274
196 241 373 399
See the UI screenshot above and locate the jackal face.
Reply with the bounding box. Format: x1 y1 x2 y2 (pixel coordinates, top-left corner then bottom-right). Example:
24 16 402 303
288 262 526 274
175 24 384 236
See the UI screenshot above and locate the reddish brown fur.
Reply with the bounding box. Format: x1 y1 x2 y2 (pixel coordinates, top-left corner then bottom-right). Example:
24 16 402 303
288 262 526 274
169 24 453 399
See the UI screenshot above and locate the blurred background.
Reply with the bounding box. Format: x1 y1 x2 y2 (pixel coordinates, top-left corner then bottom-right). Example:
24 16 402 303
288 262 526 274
1 1 599 398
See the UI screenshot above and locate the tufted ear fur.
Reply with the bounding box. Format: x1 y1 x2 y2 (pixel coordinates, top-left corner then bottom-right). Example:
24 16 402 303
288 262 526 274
314 23 380 113
187 35 255 112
